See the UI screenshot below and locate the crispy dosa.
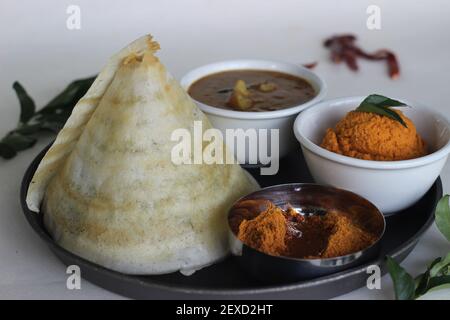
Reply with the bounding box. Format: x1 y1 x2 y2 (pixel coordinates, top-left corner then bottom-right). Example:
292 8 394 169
26 35 258 275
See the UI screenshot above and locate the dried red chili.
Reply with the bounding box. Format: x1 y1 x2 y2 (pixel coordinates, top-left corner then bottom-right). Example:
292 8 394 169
324 34 400 79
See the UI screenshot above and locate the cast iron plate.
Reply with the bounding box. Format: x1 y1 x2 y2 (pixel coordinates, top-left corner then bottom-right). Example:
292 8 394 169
20 145 442 299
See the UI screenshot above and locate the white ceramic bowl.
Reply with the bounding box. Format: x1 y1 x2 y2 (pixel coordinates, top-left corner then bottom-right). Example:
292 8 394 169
181 59 327 165
294 96 450 214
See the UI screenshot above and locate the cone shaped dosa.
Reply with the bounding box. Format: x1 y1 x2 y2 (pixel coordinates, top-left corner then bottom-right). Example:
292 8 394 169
26 35 259 275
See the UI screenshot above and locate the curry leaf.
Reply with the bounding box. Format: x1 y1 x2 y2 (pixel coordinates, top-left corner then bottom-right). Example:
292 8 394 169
430 253 450 277
38 76 95 114
415 257 442 296
1 134 37 151
386 256 416 300
436 195 450 242
416 283 450 300
1 76 96 160
427 275 450 290
362 94 407 107
14 123 42 135
12 81 36 124
0 143 16 159
415 258 442 296
357 103 408 128
40 121 63 133
356 94 408 128
388 196 450 300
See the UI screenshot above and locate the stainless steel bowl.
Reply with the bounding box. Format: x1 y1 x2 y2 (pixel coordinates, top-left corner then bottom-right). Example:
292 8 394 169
227 183 386 284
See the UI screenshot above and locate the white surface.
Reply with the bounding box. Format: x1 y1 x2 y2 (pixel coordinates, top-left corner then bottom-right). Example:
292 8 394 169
0 0 449 300
294 97 450 213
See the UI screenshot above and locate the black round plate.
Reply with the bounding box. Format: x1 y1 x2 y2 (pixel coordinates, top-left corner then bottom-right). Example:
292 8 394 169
20 145 441 299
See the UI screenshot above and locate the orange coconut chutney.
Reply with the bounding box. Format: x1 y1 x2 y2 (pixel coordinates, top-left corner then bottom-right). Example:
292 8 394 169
321 110 427 161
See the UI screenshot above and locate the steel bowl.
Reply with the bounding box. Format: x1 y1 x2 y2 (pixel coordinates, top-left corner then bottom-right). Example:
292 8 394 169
227 183 386 284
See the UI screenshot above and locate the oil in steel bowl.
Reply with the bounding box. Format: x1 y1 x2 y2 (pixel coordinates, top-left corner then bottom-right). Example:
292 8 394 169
227 183 386 284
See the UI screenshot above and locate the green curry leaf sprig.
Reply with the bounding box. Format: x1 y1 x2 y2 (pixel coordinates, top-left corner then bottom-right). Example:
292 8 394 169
356 94 409 128
0 76 96 159
387 195 450 299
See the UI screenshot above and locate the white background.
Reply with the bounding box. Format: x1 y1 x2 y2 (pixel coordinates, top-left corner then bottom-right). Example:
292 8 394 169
0 0 449 299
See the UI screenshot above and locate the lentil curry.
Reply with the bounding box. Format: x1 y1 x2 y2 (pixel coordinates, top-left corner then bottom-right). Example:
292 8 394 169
188 70 316 112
